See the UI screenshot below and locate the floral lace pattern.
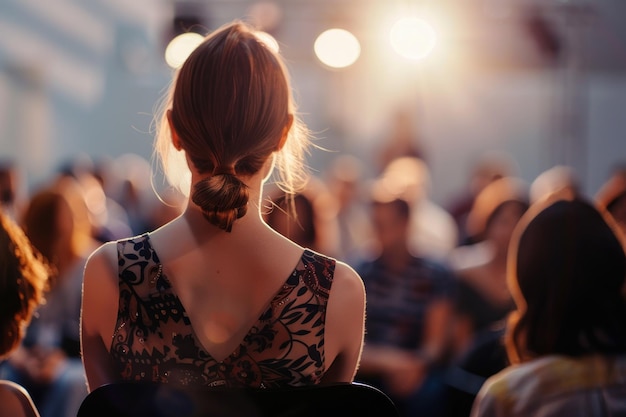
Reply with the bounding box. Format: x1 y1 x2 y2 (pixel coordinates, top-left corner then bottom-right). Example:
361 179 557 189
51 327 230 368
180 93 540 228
110 234 335 388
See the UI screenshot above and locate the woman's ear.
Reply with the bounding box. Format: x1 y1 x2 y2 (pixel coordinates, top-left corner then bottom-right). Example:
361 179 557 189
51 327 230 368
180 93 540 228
167 109 183 151
276 114 294 151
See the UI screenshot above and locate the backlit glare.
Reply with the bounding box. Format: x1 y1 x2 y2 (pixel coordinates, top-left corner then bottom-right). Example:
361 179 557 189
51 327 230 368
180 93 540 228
314 28 361 69
390 18 437 60
254 31 280 53
165 32 205 69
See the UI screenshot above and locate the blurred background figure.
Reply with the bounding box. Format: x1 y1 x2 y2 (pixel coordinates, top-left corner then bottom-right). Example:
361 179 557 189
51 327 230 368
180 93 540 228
472 197 626 417
0 209 49 417
97 153 184 236
529 165 580 204
444 177 529 417
264 177 340 256
0 160 25 222
595 164 626 241
323 154 375 265
355 180 455 417
446 151 519 246
55 158 133 243
375 108 427 174
1 179 94 417
379 156 458 262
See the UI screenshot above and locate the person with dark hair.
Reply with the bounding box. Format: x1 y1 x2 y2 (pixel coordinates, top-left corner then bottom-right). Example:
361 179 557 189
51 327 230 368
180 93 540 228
81 21 366 392
471 196 626 417
0 209 49 417
355 183 454 417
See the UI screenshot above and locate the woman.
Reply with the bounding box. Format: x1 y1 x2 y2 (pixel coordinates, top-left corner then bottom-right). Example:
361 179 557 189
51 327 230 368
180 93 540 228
4 180 93 417
81 21 366 392
443 177 529 417
449 176 529 355
0 210 49 417
470 196 626 417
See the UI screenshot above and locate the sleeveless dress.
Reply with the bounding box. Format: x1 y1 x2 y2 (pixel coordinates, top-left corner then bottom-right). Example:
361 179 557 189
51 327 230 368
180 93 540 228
109 234 336 388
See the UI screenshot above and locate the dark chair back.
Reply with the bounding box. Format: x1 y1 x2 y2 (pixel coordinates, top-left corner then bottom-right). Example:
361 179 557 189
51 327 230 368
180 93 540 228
77 381 400 417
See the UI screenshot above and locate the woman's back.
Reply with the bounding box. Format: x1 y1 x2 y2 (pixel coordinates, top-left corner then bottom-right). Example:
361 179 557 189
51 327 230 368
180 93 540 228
81 20 365 393
108 215 333 386
84 207 364 390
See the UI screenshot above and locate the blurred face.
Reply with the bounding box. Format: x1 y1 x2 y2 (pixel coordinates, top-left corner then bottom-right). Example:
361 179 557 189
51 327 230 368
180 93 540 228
371 203 409 249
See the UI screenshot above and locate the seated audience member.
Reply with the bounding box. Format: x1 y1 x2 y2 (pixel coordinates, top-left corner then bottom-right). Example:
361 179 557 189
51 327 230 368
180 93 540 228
448 177 529 355
264 177 340 256
356 183 454 417
380 156 458 261
471 196 626 417
81 21 366 392
446 151 519 246
443 177 529 417
0 210 49 417
324 154 376 265
2 182 92 417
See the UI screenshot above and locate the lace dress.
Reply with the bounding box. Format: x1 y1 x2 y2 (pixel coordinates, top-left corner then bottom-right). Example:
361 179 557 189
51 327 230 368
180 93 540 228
109 234 336 388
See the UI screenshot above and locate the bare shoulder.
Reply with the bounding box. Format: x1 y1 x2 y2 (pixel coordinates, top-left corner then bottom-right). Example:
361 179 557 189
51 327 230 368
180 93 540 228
0 381 40 417
82 240 120 343
84 241 118 280
322 260 365 382
332 260 366 303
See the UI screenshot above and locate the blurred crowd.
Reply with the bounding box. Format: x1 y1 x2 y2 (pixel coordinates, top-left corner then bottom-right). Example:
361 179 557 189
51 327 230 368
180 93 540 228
0 142 625 417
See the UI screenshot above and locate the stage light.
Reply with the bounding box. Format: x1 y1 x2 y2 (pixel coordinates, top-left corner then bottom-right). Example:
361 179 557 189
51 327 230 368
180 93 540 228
164 32 204 69
314 28 361 69
390 18 437 60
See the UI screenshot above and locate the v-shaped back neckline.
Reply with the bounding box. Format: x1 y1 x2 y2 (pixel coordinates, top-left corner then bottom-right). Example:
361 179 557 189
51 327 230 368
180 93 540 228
144 234 309 363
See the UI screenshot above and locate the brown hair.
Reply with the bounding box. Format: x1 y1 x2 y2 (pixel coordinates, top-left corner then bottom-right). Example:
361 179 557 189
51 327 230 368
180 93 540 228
505 197 626 364
0 210 49 358
154 21 310 232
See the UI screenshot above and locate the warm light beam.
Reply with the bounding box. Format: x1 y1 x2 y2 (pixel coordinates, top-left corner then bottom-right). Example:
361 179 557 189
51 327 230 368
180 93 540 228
390 18 437 60
254 31 280 53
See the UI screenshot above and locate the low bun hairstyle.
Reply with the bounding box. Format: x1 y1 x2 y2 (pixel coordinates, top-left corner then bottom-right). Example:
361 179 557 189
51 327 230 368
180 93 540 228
154 21 311 232
192 173 249 232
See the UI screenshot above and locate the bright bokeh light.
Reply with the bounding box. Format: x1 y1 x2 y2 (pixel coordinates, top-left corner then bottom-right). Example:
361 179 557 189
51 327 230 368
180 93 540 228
164 32 205 69
314 28 361 69
254 31 280 53
390 18 437 60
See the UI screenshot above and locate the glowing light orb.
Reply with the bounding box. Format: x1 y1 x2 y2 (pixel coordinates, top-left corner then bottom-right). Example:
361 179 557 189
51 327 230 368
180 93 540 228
165 32 205 69
314 28 361 69
390 18 437 60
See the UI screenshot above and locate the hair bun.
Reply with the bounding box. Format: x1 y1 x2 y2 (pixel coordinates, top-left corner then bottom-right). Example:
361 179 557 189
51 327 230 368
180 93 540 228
191 175 249 232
